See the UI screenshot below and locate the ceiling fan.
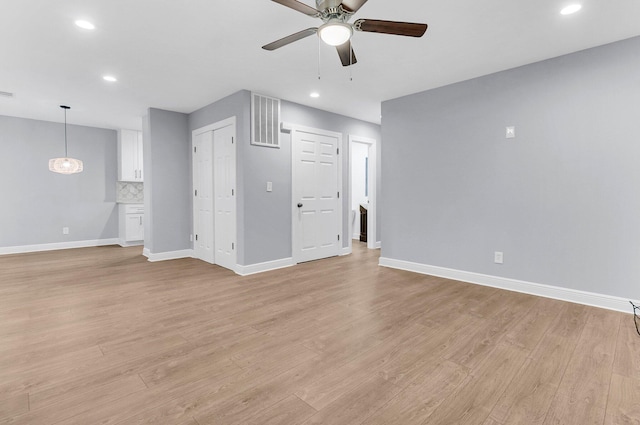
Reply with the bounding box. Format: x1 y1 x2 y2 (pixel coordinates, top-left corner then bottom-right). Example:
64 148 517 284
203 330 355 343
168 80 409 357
262 0 428 67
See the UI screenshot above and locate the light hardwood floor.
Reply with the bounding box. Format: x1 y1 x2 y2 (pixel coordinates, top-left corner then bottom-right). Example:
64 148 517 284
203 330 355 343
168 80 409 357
0 243 638 425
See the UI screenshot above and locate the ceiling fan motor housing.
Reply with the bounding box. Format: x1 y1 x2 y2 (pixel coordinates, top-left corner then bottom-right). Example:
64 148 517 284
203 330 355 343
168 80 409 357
316 0 343 11
317 0 354 21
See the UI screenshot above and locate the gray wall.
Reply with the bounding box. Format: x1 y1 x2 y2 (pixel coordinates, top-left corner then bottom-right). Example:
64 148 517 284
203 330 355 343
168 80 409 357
144 108 191 254
0 115 117 247
381 36 640 299
188 91 381 266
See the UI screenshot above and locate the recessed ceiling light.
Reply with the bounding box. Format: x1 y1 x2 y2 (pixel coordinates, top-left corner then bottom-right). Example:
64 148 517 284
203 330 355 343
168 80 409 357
103 75 117 82
560 4 582 15
75 20 95 30
310 92 320 98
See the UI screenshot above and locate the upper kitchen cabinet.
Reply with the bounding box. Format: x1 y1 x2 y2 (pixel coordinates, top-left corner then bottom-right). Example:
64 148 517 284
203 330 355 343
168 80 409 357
118 129 143 181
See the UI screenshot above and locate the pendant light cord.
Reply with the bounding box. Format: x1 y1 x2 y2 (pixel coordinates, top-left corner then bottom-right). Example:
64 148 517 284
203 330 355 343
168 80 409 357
64 107 68 157
60 105 70 157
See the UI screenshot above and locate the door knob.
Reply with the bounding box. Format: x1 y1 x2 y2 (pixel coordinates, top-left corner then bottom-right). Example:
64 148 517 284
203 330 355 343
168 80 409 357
297 203 303 208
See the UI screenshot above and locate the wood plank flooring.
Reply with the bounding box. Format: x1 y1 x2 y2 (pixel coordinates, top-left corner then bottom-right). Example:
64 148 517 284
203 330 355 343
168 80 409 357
0 243 638 425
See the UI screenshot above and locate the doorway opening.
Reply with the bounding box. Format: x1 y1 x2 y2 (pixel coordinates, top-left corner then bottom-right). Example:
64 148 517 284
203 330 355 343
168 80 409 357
348 134 377 250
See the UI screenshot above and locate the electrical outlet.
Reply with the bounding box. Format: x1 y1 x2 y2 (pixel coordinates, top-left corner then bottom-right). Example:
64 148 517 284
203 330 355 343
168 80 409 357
190 234 193 242
494 251 504 264
62 227 69 235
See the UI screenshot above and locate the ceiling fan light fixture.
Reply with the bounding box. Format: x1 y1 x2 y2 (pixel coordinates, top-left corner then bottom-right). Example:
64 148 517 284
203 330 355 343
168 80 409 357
319 22 352 46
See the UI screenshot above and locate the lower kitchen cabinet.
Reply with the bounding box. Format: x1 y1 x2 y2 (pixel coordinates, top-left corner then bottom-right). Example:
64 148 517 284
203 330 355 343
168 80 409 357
119 204 144 246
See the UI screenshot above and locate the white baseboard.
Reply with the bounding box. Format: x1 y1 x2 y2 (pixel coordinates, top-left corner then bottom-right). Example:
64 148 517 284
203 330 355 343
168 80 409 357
0 238 120 256
379 257 633 314
341 246 352 256
145 249 194 262
235 257 295 276
118 239 143 247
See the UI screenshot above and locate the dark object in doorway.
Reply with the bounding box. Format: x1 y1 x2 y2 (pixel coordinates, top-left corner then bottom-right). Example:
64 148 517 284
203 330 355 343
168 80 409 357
360 204 367 243
631 301 640 336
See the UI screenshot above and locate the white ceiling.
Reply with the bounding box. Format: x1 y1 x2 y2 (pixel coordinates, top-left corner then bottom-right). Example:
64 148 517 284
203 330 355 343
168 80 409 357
1 0 639 130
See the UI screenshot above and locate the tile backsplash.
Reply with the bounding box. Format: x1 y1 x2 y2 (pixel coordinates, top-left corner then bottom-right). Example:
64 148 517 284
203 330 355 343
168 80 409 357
117 182 144 203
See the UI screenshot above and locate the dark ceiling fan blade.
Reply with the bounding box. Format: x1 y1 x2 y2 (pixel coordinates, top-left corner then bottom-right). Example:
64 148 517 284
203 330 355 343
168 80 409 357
354 19 428 37
271 0 321 17
336 40 357 67
340 0 368 14
262 28 318 51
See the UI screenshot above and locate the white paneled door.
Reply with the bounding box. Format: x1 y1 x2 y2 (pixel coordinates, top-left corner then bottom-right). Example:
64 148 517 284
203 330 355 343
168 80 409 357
193 130 214 264
192 117 236 272
213 122 236 271
292 126 341 263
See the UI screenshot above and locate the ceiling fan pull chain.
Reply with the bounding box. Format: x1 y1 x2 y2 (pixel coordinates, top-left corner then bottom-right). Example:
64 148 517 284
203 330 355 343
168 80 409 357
349 43 353 81
317 35 322 80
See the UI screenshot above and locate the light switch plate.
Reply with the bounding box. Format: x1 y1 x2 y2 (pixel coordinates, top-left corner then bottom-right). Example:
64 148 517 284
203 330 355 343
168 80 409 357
506 126 515 139
266 181 273 192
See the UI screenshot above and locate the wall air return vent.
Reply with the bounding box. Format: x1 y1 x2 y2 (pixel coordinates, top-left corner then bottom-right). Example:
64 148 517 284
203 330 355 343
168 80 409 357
251 93 280 148
0 91 14 98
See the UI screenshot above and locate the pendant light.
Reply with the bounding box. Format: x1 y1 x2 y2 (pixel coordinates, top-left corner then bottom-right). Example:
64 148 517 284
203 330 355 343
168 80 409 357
49 105 83 174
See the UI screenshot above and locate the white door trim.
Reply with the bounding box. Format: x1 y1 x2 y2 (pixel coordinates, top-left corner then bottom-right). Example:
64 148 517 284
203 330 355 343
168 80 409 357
290 123 343 264
348 134 377 250
192 116 237 268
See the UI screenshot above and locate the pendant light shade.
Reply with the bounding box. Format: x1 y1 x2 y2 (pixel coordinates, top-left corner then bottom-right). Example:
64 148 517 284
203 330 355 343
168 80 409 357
49 105 83 174
48 157 83 174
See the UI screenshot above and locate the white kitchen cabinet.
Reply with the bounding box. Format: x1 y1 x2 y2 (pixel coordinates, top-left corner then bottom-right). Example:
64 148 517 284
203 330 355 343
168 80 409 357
125 214 144 241
118 204 144 246
118 129 143 181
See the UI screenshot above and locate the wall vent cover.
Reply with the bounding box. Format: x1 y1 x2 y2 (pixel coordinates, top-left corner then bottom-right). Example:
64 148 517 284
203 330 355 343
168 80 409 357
0 91 14 98
251 93 280 148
